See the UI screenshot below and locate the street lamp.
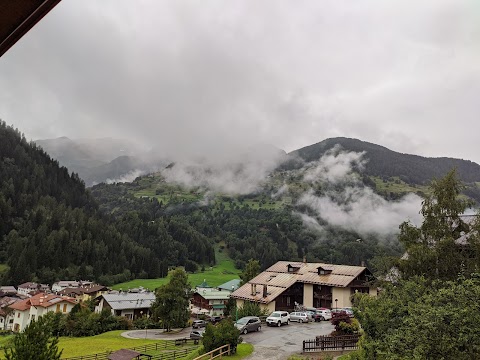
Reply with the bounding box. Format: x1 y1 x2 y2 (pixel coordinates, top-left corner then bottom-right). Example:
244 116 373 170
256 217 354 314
335 299 338 311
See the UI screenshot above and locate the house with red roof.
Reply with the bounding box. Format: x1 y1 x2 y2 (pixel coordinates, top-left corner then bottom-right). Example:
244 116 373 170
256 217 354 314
9 293 77 332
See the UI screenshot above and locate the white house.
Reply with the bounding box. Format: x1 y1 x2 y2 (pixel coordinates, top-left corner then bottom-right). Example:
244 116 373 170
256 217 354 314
16 282 39 297
95 292 156 320
9 293 77 332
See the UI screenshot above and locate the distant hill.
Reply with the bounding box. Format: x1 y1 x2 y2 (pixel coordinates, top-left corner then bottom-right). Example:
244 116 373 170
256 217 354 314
290 137 480 185
35 137 150 186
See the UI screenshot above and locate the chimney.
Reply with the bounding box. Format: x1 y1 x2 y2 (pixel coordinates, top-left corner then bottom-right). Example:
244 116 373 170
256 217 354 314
361 260 365 267
303 256 307 263
263 285 267 298
251 283 255 296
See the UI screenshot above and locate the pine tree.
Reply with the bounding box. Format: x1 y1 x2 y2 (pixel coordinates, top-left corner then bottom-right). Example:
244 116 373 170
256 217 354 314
5 316 62 360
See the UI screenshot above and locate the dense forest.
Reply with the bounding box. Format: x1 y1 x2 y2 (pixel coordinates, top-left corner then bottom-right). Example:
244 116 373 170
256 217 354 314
0 121 214 285
91 180 401 273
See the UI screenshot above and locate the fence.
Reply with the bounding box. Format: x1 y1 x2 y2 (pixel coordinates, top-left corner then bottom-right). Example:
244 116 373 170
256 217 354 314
62 338 199 360
303 335 360 352
193 344 231 360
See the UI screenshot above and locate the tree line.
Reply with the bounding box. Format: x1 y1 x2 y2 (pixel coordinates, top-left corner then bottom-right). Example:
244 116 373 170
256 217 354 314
0 121 214 285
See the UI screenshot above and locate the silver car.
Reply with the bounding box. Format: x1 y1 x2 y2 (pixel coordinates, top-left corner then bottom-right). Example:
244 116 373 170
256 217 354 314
289 311 311 323
235 316 262 334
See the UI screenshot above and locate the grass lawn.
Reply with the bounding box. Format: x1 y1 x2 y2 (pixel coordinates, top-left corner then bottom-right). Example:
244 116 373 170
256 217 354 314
0 335 13 350
112 248 240 291
228 343 254 359
57 330 180 358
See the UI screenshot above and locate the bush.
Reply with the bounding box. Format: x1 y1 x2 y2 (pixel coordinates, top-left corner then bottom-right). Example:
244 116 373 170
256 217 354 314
202 322 241 353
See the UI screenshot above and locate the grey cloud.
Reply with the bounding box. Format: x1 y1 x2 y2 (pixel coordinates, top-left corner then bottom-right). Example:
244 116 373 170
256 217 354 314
0 0 479 163
296 149 423 237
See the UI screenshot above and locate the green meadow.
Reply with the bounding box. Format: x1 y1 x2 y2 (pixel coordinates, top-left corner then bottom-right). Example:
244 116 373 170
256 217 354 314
112 248 240 291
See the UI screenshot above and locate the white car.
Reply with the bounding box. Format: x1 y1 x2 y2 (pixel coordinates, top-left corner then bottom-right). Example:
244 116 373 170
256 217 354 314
266 311 290 327
289 311 310 323
316 308 333 321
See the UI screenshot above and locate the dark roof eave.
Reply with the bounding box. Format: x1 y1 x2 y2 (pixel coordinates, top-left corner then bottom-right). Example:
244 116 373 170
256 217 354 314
0 0 62 57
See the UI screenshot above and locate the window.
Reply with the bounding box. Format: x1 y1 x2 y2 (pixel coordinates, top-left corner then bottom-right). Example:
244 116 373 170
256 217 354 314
56 304 60 313
17 312 20 318
63 304 67 313
286 296 291 306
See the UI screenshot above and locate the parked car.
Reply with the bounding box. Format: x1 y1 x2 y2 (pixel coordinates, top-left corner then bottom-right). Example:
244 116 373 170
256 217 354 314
190 330 205 340
341 307 354 318
192 319 207 329
235 316 262 334
306 310 319 322
316 308 333 321
331 308 350 318
289 311 311 323
266 311 290 327
209 316 223 324
305 307 323 322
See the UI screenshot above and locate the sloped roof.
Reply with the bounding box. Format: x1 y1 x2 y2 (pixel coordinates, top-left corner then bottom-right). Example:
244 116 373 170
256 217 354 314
195 289 231 300
231 260 371 304
107 349 142 360
217 279 241 291
9 293 76 311
101 292 155 311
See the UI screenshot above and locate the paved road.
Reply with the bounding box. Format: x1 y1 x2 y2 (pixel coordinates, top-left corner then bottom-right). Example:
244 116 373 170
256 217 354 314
122 328 191 340
242 321 334 360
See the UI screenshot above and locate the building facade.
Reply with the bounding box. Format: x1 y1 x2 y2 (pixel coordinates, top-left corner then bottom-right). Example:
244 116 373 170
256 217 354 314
231 261 377 313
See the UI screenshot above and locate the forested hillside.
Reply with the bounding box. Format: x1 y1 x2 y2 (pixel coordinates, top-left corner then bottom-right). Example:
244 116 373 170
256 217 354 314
0 121 214 285
291 137 480 185
91 178 402 273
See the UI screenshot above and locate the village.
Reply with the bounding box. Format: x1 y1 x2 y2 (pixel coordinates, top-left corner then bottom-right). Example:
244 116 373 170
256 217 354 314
1 260 375 335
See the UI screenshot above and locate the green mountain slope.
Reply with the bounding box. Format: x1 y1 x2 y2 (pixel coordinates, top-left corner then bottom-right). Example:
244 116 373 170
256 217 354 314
290 137 480 185
0 121 214 285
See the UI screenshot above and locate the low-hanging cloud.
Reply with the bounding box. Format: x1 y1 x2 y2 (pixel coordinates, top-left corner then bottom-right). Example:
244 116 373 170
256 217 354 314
105 169 146 184
303 145 366 184
298 188 422 237
297 149 423 237
161 145 286 194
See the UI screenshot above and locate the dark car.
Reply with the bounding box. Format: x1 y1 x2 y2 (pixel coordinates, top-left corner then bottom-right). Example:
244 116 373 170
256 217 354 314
192 319 207 329
209 316 223 324
235 316 262 334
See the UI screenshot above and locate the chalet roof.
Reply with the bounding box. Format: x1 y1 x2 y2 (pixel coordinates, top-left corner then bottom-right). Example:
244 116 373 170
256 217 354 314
0 286 17 294
17 282 38 289
9 293 76 311
231 260 371 304
218 279 241 291
101 292 155 311
107 349 143 360
195 289 231 300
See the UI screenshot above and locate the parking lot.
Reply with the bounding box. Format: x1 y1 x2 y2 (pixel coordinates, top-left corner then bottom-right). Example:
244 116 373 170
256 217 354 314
242 320 334 359
123 320 334 359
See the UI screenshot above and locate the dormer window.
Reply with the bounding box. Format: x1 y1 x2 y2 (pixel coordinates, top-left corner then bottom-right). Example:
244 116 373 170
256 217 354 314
317 266 332 275
287 264 300 273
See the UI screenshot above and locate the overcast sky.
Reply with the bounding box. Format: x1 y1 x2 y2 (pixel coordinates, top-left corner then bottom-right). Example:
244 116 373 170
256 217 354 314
1 0 479 161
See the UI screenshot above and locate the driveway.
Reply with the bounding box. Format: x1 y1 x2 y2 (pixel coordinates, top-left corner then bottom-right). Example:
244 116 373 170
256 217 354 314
242 321 334 360
122 328 192 340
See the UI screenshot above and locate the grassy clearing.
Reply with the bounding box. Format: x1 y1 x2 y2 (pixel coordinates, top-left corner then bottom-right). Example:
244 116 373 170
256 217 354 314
372 176 428 195
112 248 240 291
0 264 8 276
58 330 159 358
